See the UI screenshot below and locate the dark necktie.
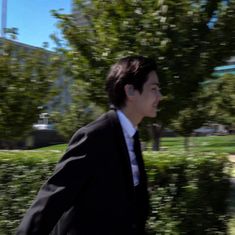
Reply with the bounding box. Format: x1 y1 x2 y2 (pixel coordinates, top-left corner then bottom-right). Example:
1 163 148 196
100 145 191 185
133 131 145 182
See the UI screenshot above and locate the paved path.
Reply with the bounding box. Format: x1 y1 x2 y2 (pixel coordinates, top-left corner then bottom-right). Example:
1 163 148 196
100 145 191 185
228 155 235 163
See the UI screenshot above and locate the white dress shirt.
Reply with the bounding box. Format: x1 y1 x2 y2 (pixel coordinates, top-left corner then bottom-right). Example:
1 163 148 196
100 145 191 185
117 110 140 186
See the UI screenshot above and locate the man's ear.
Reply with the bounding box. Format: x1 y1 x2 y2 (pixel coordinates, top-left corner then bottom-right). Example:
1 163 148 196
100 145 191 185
124 84 135 97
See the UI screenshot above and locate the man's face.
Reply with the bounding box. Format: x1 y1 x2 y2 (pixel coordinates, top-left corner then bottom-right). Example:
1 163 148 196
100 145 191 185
134 71 161 119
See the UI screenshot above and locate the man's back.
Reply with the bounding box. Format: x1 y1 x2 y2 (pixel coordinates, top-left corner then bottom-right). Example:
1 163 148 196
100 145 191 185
17 110 149 235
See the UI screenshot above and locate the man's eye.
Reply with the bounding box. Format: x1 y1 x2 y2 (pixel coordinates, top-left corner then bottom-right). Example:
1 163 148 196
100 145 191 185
152 87 160 91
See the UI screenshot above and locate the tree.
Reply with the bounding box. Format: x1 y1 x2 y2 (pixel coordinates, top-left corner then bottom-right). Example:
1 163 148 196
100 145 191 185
204 74 235 127
170 73 235 150
169 93 213 150
53 0 235 148
51 81 103 140
0 39 58 148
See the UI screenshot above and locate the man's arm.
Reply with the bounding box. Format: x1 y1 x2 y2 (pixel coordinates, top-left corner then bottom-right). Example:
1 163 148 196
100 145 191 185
16 131 94 234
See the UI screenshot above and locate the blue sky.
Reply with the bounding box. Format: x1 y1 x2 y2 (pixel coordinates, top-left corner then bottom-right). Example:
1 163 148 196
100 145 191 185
5 0 71 49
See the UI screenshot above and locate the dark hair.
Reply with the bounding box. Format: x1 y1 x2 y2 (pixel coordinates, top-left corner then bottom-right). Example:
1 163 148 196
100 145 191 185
105 55 157 108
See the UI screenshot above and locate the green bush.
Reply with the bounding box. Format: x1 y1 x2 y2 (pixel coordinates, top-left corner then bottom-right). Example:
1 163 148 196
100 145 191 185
145 151 232 235
0 151 59 235
0 151 231 234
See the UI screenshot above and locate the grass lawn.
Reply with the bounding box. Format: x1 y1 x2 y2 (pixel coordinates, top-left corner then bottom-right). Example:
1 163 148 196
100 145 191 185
37 134 235 154
37 144 68 152
160 135 235 154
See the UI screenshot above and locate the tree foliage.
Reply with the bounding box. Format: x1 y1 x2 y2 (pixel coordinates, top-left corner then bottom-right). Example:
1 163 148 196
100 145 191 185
51 81 103 140
205 74 235 126
52 0 235 139
171 73 235 146
0 39 58 147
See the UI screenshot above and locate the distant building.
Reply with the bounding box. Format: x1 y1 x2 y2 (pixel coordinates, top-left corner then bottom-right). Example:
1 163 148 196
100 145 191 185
0 37 72 114
0 37 71 148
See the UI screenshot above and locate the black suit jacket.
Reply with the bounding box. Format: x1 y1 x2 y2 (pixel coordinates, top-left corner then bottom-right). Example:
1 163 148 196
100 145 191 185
16 110 149 235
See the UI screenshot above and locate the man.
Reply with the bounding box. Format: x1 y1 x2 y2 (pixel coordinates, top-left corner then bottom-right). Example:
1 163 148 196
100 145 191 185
17 56 161 235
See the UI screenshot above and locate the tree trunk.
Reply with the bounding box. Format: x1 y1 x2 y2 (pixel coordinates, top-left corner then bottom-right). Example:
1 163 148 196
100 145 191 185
184 136 190 151
152 124 162 151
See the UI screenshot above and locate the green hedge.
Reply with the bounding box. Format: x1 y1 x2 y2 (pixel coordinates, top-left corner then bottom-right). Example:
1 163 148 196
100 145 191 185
0 151 232 234
0 151 59 235
145 152 232 235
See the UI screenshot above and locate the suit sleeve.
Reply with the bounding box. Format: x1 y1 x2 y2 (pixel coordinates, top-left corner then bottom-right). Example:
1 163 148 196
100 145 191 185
16 130 94 235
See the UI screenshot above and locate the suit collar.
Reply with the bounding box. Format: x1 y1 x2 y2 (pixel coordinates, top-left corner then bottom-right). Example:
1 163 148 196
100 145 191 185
116 110 137 138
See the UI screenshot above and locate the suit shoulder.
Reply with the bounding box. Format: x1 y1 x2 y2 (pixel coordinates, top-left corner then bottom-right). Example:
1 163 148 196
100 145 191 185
85 112 112 133
69 110 117 144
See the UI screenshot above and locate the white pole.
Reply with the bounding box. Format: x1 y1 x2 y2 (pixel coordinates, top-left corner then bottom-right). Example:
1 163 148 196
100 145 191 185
1 0 7 37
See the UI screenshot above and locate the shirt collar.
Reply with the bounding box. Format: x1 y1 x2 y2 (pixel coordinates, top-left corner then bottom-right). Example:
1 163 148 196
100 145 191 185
117 110 137 138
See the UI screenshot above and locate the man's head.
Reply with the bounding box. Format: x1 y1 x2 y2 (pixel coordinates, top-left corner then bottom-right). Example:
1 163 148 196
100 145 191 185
106 56 161 124
106 56 157 108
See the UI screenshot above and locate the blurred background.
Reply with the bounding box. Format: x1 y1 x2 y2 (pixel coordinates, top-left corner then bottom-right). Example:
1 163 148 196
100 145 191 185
0 0 234 149
0 0 235 234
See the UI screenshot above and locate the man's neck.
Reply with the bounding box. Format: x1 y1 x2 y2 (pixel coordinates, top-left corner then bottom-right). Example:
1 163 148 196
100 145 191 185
119 106 142 127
